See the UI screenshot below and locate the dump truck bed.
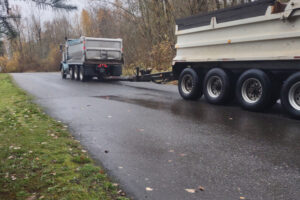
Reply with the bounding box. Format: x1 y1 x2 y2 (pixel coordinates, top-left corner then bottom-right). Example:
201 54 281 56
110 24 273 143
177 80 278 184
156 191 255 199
173 0 300 65
66 37 123 65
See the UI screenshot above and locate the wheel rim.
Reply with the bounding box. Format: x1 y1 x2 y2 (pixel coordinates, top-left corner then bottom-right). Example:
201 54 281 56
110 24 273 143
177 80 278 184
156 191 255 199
181 74 193 95
288 81 300 111
207 76 222 98
80 69 83 80
241 78 263 104
74 68 78 79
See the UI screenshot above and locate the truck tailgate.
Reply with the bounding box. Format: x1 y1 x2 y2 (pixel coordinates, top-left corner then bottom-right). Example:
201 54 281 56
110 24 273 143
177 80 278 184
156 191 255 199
85 38 122 61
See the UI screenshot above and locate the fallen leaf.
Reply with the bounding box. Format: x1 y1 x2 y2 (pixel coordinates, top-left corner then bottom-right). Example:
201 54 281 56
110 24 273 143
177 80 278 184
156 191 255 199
112 183 119 187
146 187 153 191
8 156 15 160
26 194 36 200
198 186 205 191
36 157 40 161
81 150 87 153
185 189 196 193
169 149 174 153
168 160 172 163
240 197 246 200
118 166 123 169
179 153 187 157
11 175 17 181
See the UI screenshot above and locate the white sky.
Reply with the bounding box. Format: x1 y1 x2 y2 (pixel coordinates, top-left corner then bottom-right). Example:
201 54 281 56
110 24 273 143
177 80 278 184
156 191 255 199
9 0 88 23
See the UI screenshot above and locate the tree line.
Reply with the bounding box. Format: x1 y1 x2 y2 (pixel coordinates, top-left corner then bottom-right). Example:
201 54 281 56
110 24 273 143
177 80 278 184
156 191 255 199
0 0 252 73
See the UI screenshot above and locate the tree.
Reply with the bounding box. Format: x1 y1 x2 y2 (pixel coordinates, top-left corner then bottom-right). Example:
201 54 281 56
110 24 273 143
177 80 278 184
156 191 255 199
80 9 93 36
0 0 77 39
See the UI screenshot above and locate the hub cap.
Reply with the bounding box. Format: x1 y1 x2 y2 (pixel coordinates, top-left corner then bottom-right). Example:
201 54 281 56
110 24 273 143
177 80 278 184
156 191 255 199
207 76 222 98
181 74 193 95
241 78 263 104
288 81 300 111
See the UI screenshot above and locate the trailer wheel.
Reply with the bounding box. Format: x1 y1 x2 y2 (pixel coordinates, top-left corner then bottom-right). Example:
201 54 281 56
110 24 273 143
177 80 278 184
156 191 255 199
70 67 75 80
236 69 272 111
178 68 202 100
61 67 66 79
203 68 232 104
74 66 80 81
79 66 87 82
281 72 300 119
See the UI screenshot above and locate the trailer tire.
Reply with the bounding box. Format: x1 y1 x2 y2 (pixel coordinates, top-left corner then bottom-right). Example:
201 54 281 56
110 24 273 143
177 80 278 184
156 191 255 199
74 66 80 81
70 66 75 80
178 68 202 100
281 72 300 119
203 68 232 105
236 69 272 111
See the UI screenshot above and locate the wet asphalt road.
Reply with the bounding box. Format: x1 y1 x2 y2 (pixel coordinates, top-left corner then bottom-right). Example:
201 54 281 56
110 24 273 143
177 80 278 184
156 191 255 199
12 73 300 200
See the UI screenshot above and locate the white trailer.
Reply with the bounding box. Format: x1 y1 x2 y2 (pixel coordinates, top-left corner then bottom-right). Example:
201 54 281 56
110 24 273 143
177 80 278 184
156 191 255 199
172 0 300 119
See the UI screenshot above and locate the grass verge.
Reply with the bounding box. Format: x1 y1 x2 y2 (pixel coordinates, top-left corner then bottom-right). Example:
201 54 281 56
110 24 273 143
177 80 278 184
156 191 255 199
0 74 129 200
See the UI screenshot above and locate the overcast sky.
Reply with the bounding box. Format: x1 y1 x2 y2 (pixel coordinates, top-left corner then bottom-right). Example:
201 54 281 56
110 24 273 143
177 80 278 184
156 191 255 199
9 0 88 23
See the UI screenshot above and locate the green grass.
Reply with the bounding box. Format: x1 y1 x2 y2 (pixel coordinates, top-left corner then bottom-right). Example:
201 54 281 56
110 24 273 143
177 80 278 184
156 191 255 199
0 74 129 200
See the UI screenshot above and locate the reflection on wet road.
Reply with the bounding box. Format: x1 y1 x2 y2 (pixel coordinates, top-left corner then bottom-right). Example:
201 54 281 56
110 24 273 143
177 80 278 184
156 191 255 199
12 73 300 200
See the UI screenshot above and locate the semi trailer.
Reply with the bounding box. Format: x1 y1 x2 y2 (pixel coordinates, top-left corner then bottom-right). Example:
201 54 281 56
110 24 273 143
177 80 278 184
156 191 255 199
60 0 300 119
60 36 123 81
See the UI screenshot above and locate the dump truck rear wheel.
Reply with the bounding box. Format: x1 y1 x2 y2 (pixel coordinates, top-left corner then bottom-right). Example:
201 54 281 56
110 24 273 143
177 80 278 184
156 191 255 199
74 66 80 81
236 69 272 111
203 68 232 105
61 67 66 79
281 72 300 119
178 68 202 100
70 67 75 80
79 66 86 82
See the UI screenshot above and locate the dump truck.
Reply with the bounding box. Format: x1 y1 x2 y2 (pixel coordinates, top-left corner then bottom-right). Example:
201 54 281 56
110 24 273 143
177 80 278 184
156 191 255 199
60 37 123 81
172 0 300 119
